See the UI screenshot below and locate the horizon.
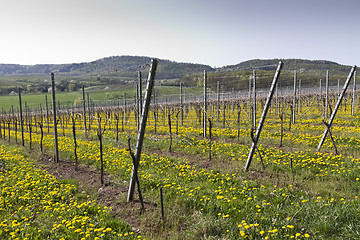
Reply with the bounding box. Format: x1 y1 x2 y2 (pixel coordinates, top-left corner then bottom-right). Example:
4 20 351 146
1 0 359 67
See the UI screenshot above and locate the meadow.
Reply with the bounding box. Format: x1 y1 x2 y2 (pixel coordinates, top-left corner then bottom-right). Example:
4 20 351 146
1 89 360 239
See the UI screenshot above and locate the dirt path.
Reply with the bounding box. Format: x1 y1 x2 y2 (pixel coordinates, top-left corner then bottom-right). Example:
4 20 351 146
37 154 154 234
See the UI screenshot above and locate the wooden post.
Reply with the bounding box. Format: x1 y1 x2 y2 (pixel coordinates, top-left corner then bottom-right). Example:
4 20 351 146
25 102 28 131
87 93 91 130
352 71 356 115
292 70 296 124
180 81 183 126
160 188 165 220
244 61 283 171
317 66 357 151
154 90 157 134
168 114 172 152
127 59 158 202
208 118 212 160
51 73 59 163
203 70 207 138
45 95 49 133
275 84 279 115
72 112 78 171
248 77 252 123
325 70 329 120
82 86 87 138
38 122 44 153
319 79 322 112
97 113 105 185
138 71 143 115
136 83 140 131
18 88 25 146
253 70 256 127
165 95 168 124
124 92 127 125
298 79 301 114
217 81 220 122
279 113 283 147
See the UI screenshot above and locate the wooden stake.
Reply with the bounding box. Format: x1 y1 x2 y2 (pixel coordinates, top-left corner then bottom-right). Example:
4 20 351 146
18 88 25 147
244 61 283 171
292 70 296 124
253 70 256 127
203 70 207 138
318 66 357 151
82 86 87 138
127 59 158 202
51 73 59 163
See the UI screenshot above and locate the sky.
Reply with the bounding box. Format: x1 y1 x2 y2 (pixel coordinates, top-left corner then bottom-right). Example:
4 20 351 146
0 0 359 67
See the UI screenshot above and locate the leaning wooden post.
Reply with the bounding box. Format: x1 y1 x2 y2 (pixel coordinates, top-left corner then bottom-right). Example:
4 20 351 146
352 71 356 115
244 61 283 171
127 59 158 202
317 66 357 151
82 86 87 138
18 88 25 146
203 70 207 138
51 73 59 163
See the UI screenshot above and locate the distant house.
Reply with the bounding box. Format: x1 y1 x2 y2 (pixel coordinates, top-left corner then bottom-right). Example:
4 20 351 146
9 91 17 96
48 87 52 93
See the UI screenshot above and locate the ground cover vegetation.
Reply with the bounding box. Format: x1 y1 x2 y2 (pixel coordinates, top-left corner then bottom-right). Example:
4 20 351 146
1 82 360 240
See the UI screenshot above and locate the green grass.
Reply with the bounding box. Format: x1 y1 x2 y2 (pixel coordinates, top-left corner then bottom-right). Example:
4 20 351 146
0 85 202 111
2 96 360 239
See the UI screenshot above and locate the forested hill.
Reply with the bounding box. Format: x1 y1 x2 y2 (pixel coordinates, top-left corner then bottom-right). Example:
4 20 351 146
180 59 354 91
0 56 353 79
0 56 214 79
219 59 351 75
0 56 354 95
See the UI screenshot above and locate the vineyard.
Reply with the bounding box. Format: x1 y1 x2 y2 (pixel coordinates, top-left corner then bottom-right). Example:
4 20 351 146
1 59 360 239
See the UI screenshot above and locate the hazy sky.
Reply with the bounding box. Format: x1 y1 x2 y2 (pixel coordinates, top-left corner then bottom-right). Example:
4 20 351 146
1 0 359 67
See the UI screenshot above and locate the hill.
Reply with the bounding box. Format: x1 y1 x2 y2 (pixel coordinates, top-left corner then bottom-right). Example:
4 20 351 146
181 58 354 91
0 56 354 95
0 56 214 95
219 59 351 75
0 56 214 79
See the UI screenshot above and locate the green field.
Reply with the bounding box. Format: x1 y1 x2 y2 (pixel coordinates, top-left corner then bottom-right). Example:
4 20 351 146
0 85 202 111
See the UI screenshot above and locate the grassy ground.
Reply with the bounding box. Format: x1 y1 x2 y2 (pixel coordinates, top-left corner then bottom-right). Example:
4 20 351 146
0 85 201 111
1 96 360 239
